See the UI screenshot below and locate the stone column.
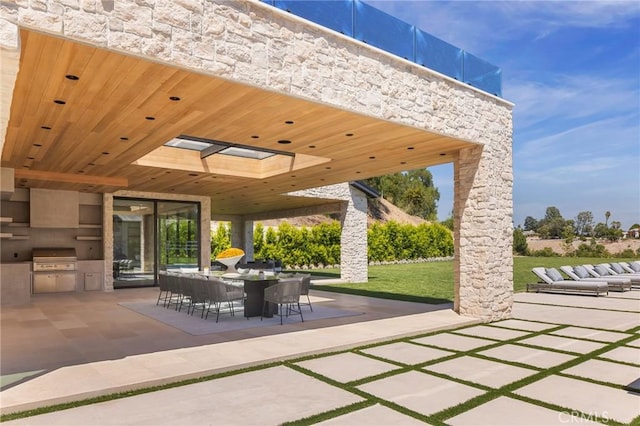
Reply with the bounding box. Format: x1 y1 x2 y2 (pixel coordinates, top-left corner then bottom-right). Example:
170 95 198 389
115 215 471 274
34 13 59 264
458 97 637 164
340 186 368 282
454 145 513 321
230 217 254 261
103 193 114 291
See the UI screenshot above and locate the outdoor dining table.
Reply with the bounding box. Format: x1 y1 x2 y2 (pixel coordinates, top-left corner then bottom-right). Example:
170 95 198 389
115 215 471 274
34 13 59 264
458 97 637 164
241 277 279 318
197 271 280 318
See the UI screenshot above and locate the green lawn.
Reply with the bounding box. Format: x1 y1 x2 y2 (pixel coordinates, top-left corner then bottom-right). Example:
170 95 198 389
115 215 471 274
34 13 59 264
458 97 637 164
308 257 637 304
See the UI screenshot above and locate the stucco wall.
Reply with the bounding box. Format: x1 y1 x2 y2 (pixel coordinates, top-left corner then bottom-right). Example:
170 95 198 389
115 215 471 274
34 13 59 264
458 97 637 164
1 0 513 320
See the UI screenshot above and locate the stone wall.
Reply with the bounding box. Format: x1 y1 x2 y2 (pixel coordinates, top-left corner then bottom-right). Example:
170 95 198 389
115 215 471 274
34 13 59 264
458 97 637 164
292 183 368 283
1 0 514 320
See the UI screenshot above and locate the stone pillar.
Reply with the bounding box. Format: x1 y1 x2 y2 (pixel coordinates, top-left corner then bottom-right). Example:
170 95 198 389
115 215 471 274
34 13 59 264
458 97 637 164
103 193 114 291
199 197 211 269
230 217 254 261
340 186 368 282
454 145 513 321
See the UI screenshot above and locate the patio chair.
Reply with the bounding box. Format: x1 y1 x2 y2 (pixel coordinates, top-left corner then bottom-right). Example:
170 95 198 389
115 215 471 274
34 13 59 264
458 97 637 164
189 278 210 318
204 278 236 322
165 272 183 310
156 271 172 306
295 273 313 311
262 278 304 324
559 265 632 292
177 274 196 314
528 267 608 296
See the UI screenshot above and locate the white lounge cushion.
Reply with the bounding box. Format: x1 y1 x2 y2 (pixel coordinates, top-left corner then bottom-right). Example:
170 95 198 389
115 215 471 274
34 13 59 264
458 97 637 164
546 268 564 282
574 266 589 278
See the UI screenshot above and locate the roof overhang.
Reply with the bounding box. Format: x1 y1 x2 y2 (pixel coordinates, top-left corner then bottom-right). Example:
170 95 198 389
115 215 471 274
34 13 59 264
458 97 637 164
1 29 472 216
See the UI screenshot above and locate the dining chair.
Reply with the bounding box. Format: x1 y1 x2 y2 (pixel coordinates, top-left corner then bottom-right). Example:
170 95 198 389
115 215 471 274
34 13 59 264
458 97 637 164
261 278 303 325
205 278 235 322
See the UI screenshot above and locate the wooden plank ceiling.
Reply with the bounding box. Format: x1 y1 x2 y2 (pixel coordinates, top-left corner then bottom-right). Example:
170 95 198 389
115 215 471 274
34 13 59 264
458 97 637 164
2 30 472 216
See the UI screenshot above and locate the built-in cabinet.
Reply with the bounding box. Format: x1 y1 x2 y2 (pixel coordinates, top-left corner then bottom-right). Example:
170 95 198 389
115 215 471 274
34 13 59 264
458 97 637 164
0 189 103 262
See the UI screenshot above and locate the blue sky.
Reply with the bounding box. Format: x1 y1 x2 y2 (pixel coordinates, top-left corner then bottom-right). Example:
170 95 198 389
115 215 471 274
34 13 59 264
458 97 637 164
364 0 640 230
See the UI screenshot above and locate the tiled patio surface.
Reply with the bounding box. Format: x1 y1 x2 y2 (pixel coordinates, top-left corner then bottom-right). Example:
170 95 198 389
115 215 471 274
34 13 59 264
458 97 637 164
2 289 639 425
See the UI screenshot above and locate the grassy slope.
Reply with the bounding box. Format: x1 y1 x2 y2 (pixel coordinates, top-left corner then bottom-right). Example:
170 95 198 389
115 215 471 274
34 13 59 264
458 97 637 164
309 257 637 304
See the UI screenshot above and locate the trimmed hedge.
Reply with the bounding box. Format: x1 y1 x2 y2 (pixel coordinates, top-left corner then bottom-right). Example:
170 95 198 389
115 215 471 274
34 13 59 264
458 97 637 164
212 220 454 268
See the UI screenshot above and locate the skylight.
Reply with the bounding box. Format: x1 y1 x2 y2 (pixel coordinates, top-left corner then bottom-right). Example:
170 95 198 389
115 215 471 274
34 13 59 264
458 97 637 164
164 135 284 160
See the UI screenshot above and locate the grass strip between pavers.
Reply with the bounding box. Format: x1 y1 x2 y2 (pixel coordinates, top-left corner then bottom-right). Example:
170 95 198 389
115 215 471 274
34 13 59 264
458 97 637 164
3 321 639 425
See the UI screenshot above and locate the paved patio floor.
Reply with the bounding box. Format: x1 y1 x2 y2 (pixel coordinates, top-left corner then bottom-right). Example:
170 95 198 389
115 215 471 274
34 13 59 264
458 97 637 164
1 288 639 425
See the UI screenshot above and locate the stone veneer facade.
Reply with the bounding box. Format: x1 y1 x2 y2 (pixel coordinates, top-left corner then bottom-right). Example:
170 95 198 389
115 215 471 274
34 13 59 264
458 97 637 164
0 0 513 321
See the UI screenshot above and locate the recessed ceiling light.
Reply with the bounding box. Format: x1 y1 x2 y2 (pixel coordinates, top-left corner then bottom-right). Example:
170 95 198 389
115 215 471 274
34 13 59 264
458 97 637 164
325 167 331 170
145 116 155 120
89 163 96 166
120 137 129 141
285 120 294 124
345 133 354 137
278 140 292 144
407 147 414 150
189 173 198 176
27 156 35 160
33 143 42 147
65 74 79 80
320 178 325 181
440 153 446 156
41 126 51 130
401 161 407 164
356 171 361 173
369 156 376 159
309 145 316 148
169 96 180 101
78 170 85 174
251 135 260 139
102 152 109 155
291 175 296 178
23 165 29 168
54 100 66 105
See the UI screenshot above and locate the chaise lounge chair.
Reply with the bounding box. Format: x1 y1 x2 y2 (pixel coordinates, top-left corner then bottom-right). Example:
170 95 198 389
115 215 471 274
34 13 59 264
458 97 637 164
606 262 640 287
559 265 632 292
584 264 639 288
528 267 608 296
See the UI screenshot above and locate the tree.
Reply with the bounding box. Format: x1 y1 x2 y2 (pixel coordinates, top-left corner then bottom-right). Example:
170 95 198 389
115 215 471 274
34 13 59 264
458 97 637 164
523 216 538 232
575 211 594 236
610 221 621 230
513 228 529 255
605 211 611 228
544 206 562 222
363 169 440 220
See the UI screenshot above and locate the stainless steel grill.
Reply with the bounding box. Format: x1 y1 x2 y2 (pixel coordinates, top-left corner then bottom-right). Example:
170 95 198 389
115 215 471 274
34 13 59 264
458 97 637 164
32 248 77 293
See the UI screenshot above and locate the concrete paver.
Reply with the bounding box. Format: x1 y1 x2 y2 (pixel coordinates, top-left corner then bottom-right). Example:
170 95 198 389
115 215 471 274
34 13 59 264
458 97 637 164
360 341 454 365
477 344 575 369
563 359 640 387
412 333 495 352
315 403 427 425
4 366 363 425
454 325 530 341
551 326 631 343
598 346 640 365
628 337 640 348
3 290 640 425
513 301 640 331
446 396 602 425
515 375 640 424
519 334 606 354
294 352 398 383
489 319 558 332
425 356 537 388
356 370 485 416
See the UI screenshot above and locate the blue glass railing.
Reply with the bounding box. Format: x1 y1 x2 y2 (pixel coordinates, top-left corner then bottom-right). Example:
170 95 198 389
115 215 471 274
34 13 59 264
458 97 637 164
263 0 502 97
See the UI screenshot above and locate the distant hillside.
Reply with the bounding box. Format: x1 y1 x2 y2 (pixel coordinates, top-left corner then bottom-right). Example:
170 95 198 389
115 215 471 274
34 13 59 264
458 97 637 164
260 197 429 228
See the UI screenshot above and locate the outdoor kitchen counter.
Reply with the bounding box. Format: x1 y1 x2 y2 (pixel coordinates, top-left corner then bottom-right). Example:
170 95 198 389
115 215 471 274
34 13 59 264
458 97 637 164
0 262 31 305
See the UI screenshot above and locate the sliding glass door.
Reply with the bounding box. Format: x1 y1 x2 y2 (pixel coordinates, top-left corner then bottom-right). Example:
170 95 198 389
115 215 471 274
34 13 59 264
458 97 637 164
158 201 200 272
113 198 200 288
